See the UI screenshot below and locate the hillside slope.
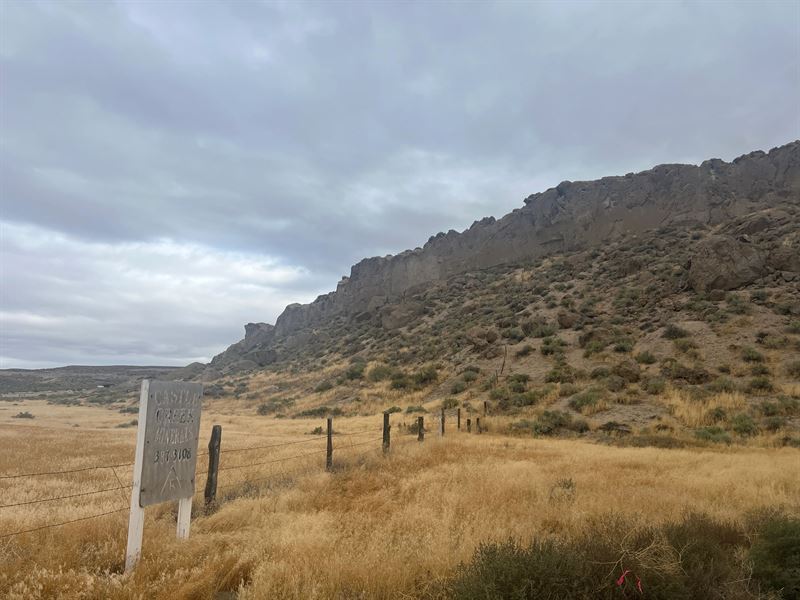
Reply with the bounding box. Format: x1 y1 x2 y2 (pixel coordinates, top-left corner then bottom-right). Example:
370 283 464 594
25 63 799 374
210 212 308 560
187 142 800 446
206 141 799 375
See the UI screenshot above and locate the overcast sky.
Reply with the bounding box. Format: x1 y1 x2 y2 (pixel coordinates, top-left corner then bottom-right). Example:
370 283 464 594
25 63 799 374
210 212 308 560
1 0 798 368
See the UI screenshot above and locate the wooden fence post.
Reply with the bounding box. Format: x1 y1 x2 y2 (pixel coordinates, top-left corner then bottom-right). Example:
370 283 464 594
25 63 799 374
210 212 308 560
204 425 222 507
440 408 445 436
383 412 390 453
418 416 424 442
326 417 333 471
457 408 461 431
483 401 488 416
125 380 149 572
466 418 472 433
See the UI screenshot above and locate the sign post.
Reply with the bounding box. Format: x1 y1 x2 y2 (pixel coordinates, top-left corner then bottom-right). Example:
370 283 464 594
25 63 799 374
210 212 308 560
125 379 203 572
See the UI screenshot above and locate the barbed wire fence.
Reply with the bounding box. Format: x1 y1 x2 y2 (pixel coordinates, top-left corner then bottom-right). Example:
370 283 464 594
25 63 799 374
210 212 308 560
0 410 481 541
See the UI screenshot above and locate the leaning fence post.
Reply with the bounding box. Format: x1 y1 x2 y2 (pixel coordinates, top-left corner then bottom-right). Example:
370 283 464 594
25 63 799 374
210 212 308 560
483 400 488 416
383 412 390 454
467 418 472 433
418 416 424 442
204 425 222 507
476 417 482 433
440 408 445 436
326 417 333 471
457 408 461 431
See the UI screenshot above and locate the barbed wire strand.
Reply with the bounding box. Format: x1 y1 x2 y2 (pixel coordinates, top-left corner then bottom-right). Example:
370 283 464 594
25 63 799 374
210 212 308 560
0 462 134 480
216 447 328 473
0 506 127 540
0 485 130 509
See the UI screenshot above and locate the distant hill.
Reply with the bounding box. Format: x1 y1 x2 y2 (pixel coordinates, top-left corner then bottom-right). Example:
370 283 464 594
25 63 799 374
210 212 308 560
202 140 799 377
0 365 178 394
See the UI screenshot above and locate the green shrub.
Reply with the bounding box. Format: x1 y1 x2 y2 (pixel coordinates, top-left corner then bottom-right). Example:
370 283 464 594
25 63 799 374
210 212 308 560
412 365 438 386
707 407 727 423
787 320 800 334
731 413 758 436
750 364 771 376
450 381 466 394
568 387 605 412
750 515 800 598
445 513 760 600
531 410 576 435
643 377 666 395
707 377 737 394
613 339 633 353
764 416 787 432
541 336 566 356
521 317 556 338
508 373 531 384
673 338 698 353
462 370 479 382
741 347 764 363
558 383 580 397
748 376 775 393
12 411 34 419
344 362 366 380
441 397 459 410
367 364 394 382
515 344 534 358
314 380 334 393
405 405 427 414
257 398 294 415
545 365 576 384
661 360 711 384
385 406 402 414
505 327 525 342
589 366 610 379
390 373 412 390
582 340 607 357
663 323 690 339
726 293 750 314
635 351 657 364
294 406 343 418
695 426 732 444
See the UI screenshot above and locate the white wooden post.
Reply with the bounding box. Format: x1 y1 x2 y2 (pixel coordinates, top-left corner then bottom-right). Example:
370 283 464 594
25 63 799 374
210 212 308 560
176 497 192 539
125 379 149 573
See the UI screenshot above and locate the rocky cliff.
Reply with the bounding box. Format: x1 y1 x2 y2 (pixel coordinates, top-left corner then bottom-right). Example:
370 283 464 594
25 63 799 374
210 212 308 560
205 141 800 376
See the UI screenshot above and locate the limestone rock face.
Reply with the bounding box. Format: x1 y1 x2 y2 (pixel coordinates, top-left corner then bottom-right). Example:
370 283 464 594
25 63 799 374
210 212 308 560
203 141 800 374
688 235 767 293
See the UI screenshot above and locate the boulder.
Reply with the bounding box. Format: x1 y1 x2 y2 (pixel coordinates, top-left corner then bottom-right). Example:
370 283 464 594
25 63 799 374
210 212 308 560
688 235 766 292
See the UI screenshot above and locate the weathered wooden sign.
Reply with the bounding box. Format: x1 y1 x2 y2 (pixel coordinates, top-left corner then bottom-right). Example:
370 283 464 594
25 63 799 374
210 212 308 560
125 379 203 572
139 380 203 506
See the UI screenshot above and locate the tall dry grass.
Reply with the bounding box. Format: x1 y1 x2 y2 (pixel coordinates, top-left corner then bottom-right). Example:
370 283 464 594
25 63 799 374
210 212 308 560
1 408 798 599
661 387 746 428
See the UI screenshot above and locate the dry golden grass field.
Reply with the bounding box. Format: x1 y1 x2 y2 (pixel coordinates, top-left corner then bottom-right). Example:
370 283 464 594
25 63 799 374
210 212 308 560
1 399 799 599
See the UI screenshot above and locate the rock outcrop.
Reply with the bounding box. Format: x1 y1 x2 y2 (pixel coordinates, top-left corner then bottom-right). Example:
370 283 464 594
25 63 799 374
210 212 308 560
687 235 767 293
203 141 800 375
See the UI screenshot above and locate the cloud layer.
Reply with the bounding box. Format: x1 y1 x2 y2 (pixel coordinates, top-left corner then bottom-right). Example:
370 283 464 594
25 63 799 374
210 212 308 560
1 0 798 367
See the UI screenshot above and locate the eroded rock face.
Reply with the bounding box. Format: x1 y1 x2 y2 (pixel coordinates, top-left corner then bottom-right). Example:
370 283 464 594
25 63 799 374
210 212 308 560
688 235 767 293
203 141 799 374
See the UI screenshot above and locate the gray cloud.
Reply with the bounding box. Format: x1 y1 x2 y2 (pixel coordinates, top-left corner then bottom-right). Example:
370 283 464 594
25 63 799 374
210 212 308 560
1 0 798 367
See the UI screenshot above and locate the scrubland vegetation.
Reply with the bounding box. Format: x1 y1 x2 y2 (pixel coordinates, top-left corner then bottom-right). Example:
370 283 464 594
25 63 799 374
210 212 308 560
2 216 800 598
1 405 799 599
